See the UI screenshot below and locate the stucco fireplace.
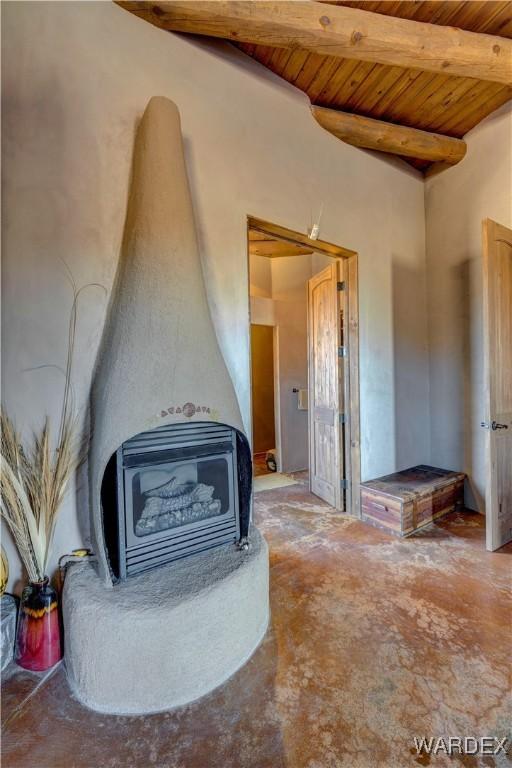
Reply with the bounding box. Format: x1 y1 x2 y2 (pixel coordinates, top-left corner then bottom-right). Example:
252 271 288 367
62 96 269 714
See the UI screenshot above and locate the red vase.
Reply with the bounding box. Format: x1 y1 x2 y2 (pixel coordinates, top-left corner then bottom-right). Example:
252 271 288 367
15 578 62 671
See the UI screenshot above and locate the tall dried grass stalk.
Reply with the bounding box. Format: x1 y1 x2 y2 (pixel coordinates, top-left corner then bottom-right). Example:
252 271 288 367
1 269 104 582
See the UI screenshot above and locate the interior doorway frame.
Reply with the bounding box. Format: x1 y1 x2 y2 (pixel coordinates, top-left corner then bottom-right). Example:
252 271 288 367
247 215 361 518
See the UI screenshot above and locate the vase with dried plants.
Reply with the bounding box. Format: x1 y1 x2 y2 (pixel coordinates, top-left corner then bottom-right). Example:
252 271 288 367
1 270 103 671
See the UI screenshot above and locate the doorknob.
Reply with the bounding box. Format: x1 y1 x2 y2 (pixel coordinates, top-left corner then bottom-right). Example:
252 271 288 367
480 421 509 430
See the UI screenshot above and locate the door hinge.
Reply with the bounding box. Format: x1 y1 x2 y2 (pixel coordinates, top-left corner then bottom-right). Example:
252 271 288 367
338 346 347 358
337 281 345 291
339 412 346 424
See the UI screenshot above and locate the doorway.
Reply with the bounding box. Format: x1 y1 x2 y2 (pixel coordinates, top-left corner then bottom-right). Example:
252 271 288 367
247 216 361 517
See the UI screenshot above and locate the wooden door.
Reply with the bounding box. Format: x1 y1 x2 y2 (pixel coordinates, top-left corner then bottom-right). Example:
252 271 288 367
308 262 344 510
483 219 512 551
250 324 276 454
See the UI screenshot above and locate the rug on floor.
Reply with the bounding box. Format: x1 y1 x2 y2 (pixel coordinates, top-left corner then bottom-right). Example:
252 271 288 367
253 473 299 492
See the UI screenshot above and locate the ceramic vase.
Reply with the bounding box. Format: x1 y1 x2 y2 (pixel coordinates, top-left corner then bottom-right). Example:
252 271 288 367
15 578 61 671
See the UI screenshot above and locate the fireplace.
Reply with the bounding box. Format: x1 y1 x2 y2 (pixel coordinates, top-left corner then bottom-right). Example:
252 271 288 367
88 96 255 588
107 422 245 579
65 97 268 714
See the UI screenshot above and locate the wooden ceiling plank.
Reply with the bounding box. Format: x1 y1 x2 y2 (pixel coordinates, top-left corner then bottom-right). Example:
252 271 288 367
342 63 386 112
260 45 282 69
251 44 279 69
330 1 371 10
240 42 256 57
307 56 348 102
265 46 284 72
372 1 409 16
477 3 512 37
393 1 437 21
455 87 512 134
289 51 315 86
330 60 376 107
279 47 296 75
369 68 425 119
396 75 465 129
392 76 488 131
431 1 478 28
294 52 332 92
267 47 295 77
118 2 512 86
328 1 480 28
440 83 512 135
450 1 505 34
419 77 483 131
348 64 405 114
491 16 512 39
432 79 503 133
251 46 303 83
370 1 406 17
329 0 512 37
282 49 311 82
380 71 441 123
409 2 455 25
368 65 502 135
316 59 361 105
311 105 467 164
388 73 460 126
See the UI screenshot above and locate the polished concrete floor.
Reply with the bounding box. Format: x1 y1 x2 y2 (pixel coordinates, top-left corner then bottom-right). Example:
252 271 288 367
2 477 511 768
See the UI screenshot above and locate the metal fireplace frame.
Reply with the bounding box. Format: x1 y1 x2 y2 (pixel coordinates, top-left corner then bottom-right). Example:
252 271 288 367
116 422 240 579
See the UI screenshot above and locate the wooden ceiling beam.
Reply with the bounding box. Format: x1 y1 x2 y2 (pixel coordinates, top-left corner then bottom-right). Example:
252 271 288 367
248 217 357 259
117 1 512 86
249 240 314 257
311 106 467 165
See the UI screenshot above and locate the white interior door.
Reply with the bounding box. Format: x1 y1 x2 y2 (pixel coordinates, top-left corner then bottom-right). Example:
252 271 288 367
483 219 512 551
308 262 344 510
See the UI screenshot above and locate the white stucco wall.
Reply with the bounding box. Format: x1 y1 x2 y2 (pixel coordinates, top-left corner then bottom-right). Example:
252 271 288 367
249 254 272 299
2 1 429 590
425 102 512 511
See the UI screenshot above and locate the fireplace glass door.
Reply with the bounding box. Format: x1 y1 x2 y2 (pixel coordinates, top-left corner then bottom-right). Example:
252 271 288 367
116 422 241 577
124 452 234 548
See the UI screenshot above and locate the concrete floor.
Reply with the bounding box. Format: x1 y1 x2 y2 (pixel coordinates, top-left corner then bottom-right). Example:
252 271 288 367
2 477 511 768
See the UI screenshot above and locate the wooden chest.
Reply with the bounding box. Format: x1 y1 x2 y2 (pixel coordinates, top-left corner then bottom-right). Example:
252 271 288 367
360 465 465 537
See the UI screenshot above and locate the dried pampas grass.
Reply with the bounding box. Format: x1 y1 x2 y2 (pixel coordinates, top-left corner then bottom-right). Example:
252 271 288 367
0 266 104 582
0 412 80 582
